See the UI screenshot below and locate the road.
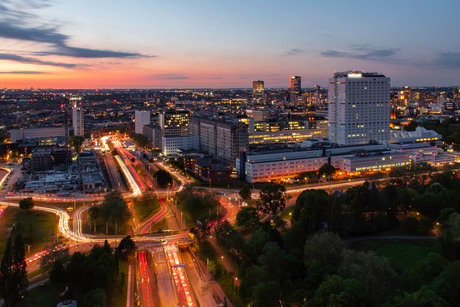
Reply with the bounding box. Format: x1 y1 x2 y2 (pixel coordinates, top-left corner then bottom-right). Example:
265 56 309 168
149 243 178 307
137 251 156 307
181 248 217 306
102 154 126 193
136 198 170 234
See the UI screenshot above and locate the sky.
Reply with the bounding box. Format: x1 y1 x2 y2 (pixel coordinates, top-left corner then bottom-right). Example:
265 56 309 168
0 0 460 89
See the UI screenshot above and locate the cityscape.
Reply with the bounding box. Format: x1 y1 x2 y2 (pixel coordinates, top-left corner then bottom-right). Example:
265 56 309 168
1 1 460 307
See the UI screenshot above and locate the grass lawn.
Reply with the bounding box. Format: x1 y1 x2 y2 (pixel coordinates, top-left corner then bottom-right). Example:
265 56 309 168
132 197 160 223
351 239 439 271
0 207 58 256
18 282 65 307
18 261 129 307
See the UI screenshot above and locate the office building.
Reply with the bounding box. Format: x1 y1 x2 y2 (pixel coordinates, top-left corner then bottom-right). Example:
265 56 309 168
190 115 248 167
248 119 328 144
289 75 301 103
72 101 84 136
135 110 151 134
161 136 199 156
328 71 390 146
159 110 190 137
453 86 460 101
10 127 66 143
398 86 412 105
253 81 265 100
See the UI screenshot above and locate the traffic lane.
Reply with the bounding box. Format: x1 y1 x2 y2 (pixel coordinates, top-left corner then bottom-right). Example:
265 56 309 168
181 249 217 307
151 245 178 307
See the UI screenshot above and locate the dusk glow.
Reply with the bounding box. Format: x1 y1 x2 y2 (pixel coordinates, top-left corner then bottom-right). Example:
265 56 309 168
1 0 460 88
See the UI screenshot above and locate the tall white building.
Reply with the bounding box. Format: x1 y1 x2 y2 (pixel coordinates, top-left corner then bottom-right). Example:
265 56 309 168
135 110 150 134
72 101 84 136
328 71 390 146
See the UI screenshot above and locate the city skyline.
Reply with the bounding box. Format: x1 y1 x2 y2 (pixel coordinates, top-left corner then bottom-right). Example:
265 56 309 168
1 0 460 89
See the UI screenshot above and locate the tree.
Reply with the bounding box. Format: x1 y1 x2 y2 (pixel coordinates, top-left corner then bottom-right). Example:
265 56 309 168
19 197 34 210
292 189 330 234
338 249 398 305
116 236 136 261
0 234 28 307
311 275 368 307
40 241 70 273
154 169 173 188
318 163 336 180
84 288 107 307
304 231 346 268
236 206 259 232
239 184 252 201
256 183 288 216
69 135 85 153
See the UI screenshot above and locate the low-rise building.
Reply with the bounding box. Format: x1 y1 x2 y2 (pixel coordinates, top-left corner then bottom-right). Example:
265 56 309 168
162 136 199 156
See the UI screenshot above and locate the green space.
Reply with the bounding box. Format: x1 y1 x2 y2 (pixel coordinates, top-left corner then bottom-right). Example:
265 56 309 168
18 282 64 307
196 241 244 307
350 239 439 271
106 260 128 307
132 197 160 223
17 246 129 307
0 207 58 256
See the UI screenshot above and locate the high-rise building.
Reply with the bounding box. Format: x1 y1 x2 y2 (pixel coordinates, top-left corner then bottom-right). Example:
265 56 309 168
398 86 412 104
328 71 390 146
253 81 264 100
453 86 460 101
135 110 150 134
159 110 190 136
72 101 84 136
289 75 301 103
190 115 248 167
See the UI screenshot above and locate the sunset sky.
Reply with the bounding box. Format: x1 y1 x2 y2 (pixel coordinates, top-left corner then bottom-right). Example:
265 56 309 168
1 0 460 89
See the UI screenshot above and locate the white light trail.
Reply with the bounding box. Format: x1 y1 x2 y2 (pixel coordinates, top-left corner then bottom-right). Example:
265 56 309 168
114 155 141 196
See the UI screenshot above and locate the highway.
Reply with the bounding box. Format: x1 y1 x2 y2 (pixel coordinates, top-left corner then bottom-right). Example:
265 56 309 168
137 251 155 307
102 154 126 193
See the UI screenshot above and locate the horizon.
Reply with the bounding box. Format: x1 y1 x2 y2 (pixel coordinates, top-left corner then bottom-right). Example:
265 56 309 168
1 0 460 88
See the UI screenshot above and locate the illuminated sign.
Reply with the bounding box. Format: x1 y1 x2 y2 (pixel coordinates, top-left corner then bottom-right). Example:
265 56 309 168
348 73 362 78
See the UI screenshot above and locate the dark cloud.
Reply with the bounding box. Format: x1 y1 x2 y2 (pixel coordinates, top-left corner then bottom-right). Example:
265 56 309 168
0 53 77 68
321 46 400 60
150 74 189 80
433 52 460 68
0 1 150 66
283 48 307 56
0 70 50 74
37 46 144 58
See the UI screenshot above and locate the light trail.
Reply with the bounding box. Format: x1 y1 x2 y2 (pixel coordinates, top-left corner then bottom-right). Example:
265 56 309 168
0 167 12 187
114 155 142 196
137 198 169 234
138 251 154 307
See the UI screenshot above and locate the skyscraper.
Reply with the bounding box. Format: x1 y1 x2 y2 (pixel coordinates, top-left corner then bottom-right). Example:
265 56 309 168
72 100 84 136
253 80 264 100
289 76 301 103
135 110 150 134
328 71 390 146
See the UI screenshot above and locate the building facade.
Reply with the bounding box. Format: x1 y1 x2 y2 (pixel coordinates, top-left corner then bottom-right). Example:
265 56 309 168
135 110 151 134
328 71 390 146
72 102 84 136
190 115 248 167
253 80 265 100
159 110 190 137
289 75 301 103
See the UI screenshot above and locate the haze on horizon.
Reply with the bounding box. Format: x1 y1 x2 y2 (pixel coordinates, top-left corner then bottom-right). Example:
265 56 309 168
1 0 460 89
